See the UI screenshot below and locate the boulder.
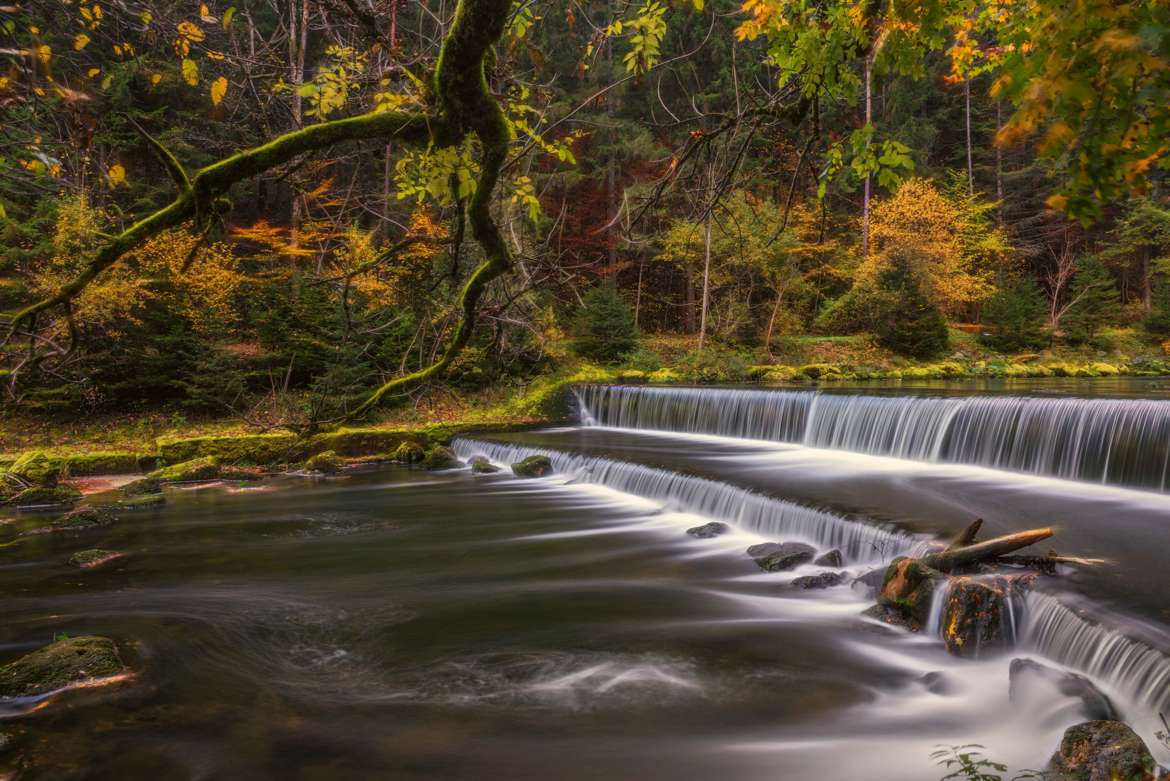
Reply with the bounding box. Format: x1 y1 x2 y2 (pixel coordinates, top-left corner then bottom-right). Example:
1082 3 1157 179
852 567 887 596
392 441 426 464
0 636 127 698
120 476 162 496
51 505 116 532
304 450 343 474
1047 720 1159 781
814 549 844 568
8 484 82 508
1009 658 1117 721
68 549 123 569
511 455 553 477
877 557 944 630
149 456 220 483
919 671 953 695
940 574 1034 657
791 571 847 589
748 541 817 572
686 522 729 538
9 452 59 486
469 456 501 474
422 446 461 470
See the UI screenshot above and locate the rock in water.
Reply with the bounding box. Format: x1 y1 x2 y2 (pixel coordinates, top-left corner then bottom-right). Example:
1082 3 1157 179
68 549 123 569
8 485 83 508
940 574 1034 657
1047 720 1159 781
748 542 816 572
878 557 944 630
149 456 221 483
814 549 844 568
469 456 501 474
422 446 462 470
304 450 343 474
0 636 126 698
1009 658 1117 721
50 505 116 532
791 572 847 589
120 477 162 496
511 455 553 477
392 441 426 464
686 522 729 538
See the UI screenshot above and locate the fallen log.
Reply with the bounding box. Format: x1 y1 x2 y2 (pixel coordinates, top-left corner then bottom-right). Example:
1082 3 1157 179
945 518 983 551
997 552 1107 572
923 527 1054 573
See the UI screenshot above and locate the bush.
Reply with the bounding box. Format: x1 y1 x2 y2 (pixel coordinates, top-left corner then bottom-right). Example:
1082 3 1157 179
1144 282 1170 339
871 262 950 360
622 347 662 373
980 278 1049 352
571 286 638 363
677 346 751 383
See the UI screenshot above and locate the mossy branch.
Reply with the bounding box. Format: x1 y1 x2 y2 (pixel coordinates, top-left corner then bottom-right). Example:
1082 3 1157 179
125 115 192 194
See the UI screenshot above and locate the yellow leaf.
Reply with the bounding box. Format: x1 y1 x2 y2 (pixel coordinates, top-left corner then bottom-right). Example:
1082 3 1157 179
107 163 126 186
36 44 51 64
200 3 210 16
210 75 227 105
74 33 91 50
87 67 100 77
182 58 199 86
177 20 205 42
150 72 162 85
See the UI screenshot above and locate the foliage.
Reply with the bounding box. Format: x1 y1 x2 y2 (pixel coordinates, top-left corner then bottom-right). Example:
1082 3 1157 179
1145 282 1170 339
571 286 639 363
869 255 950 360
981 278 1050 351
676 345 752 383
930 744 1045 781
1062 256 1122 344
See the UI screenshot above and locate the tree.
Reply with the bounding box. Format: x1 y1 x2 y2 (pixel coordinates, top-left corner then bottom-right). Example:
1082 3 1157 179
980 278 1049 352
871 253 950 360
1062 255 1121 344
571 286 638 363
1144 280 1170 340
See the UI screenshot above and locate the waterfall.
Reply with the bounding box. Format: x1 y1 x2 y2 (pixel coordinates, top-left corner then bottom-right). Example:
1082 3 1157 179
577 385 1170 491
452 438 921 563
1020 593 1170 758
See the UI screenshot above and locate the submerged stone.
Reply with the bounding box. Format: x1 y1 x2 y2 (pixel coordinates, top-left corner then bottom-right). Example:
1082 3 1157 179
0 636 126 698
469 456 501 474
149 456 221 483
749 541 816 572
814 549 844 568
9 484 82 508
791 571 847 589
422 446 461 470
304 450 343 474
1009 658 1117 721
68 549 123 569
686 521 729 538
51 505 116 532
511 455 553 477
392 441 426 464
1047 720 1158 781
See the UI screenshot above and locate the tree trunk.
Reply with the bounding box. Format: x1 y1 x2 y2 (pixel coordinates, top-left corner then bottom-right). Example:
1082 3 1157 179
924 527 1054 572
965 77 974 195
699 212 712 351
995 99 1004 227
288 0 309 264
861 55 873 257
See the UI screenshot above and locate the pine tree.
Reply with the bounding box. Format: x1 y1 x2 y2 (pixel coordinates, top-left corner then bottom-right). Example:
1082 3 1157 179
572 286 639 363
1062 255 1121 344
1144 281 1170 339
980 278 1049 352
872 255 950 360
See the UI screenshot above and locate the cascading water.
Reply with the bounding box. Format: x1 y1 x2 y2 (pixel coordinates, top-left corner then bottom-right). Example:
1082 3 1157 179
452 438 921 563
577 385 1170 491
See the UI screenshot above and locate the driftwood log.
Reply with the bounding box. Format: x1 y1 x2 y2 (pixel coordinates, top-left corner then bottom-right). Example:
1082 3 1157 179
925 519 1102 573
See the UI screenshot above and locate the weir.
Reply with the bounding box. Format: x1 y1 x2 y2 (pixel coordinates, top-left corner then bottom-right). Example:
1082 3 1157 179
577 385 1170 491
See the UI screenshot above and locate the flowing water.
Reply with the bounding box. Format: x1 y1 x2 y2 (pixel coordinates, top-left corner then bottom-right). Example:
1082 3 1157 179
3 378 1170 779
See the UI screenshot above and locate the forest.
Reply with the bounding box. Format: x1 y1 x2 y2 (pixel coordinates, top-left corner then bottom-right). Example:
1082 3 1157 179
3 2 1170 780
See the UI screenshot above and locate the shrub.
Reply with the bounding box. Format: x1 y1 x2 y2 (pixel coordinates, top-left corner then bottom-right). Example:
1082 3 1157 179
1144 282 1170 339
622 347 662 373
677 346 751 383
571 286 638 363
871 261 950 360
980 278 1049 352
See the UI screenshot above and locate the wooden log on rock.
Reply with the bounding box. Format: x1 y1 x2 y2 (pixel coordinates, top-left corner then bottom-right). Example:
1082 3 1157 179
945 518 983 551
923 527 1054 573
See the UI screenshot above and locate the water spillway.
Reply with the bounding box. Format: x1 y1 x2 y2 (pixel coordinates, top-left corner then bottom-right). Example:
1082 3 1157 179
577 385 1170 491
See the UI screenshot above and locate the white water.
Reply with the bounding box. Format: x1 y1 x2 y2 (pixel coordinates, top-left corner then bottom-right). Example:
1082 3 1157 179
452 438 921 564
577 385 1170 491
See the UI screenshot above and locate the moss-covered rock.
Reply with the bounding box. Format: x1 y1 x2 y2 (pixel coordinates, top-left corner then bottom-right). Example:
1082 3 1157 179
646 368 682 384
422 446 461 470
392 441 426 464
511 455 553 477
156 433 297 465
469 456 501 474
50 505 116 532
149 456 220 483
0 636 126 698
878 557 944 630
9 451 59 486
120 477 162 496
115 492 166 509
941 574 1035 657
68 549 123 569
304 450 343 474
7 484 82 508
1047 720 1158 781
747 541 817 571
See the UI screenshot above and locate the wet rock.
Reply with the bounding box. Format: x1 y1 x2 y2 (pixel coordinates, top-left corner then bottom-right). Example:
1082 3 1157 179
68 549 123 569
469 456 501 474
686 522 729 538
0 636 126 698
422 446 462 470
511 455 553 477
919 671 953 695
814 549 844 568
1009 658 1117 721
50 505 116 532
878 557 944 630
392 441 426 464
791 571 847 589
119 476 161 496
860 603 918 631
304 450 343 474
748 541 816 572
852 567 887 596
8 484 83 508
1047 720 1159 781
149 456 220 483
940 574 1035 657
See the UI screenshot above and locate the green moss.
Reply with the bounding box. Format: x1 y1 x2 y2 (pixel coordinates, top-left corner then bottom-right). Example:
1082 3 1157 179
56 452 144 476
0 636 126 697
115 492 166 509
511 455 553 477
68 549 121 568
156 433 297 465
9 452 59 486
149 456 220 482
469 455 501 474
422 445 461 470
51 505 115 531
7 485 82 508
392 441 426 464
120 477 162 496
304 450 343 474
